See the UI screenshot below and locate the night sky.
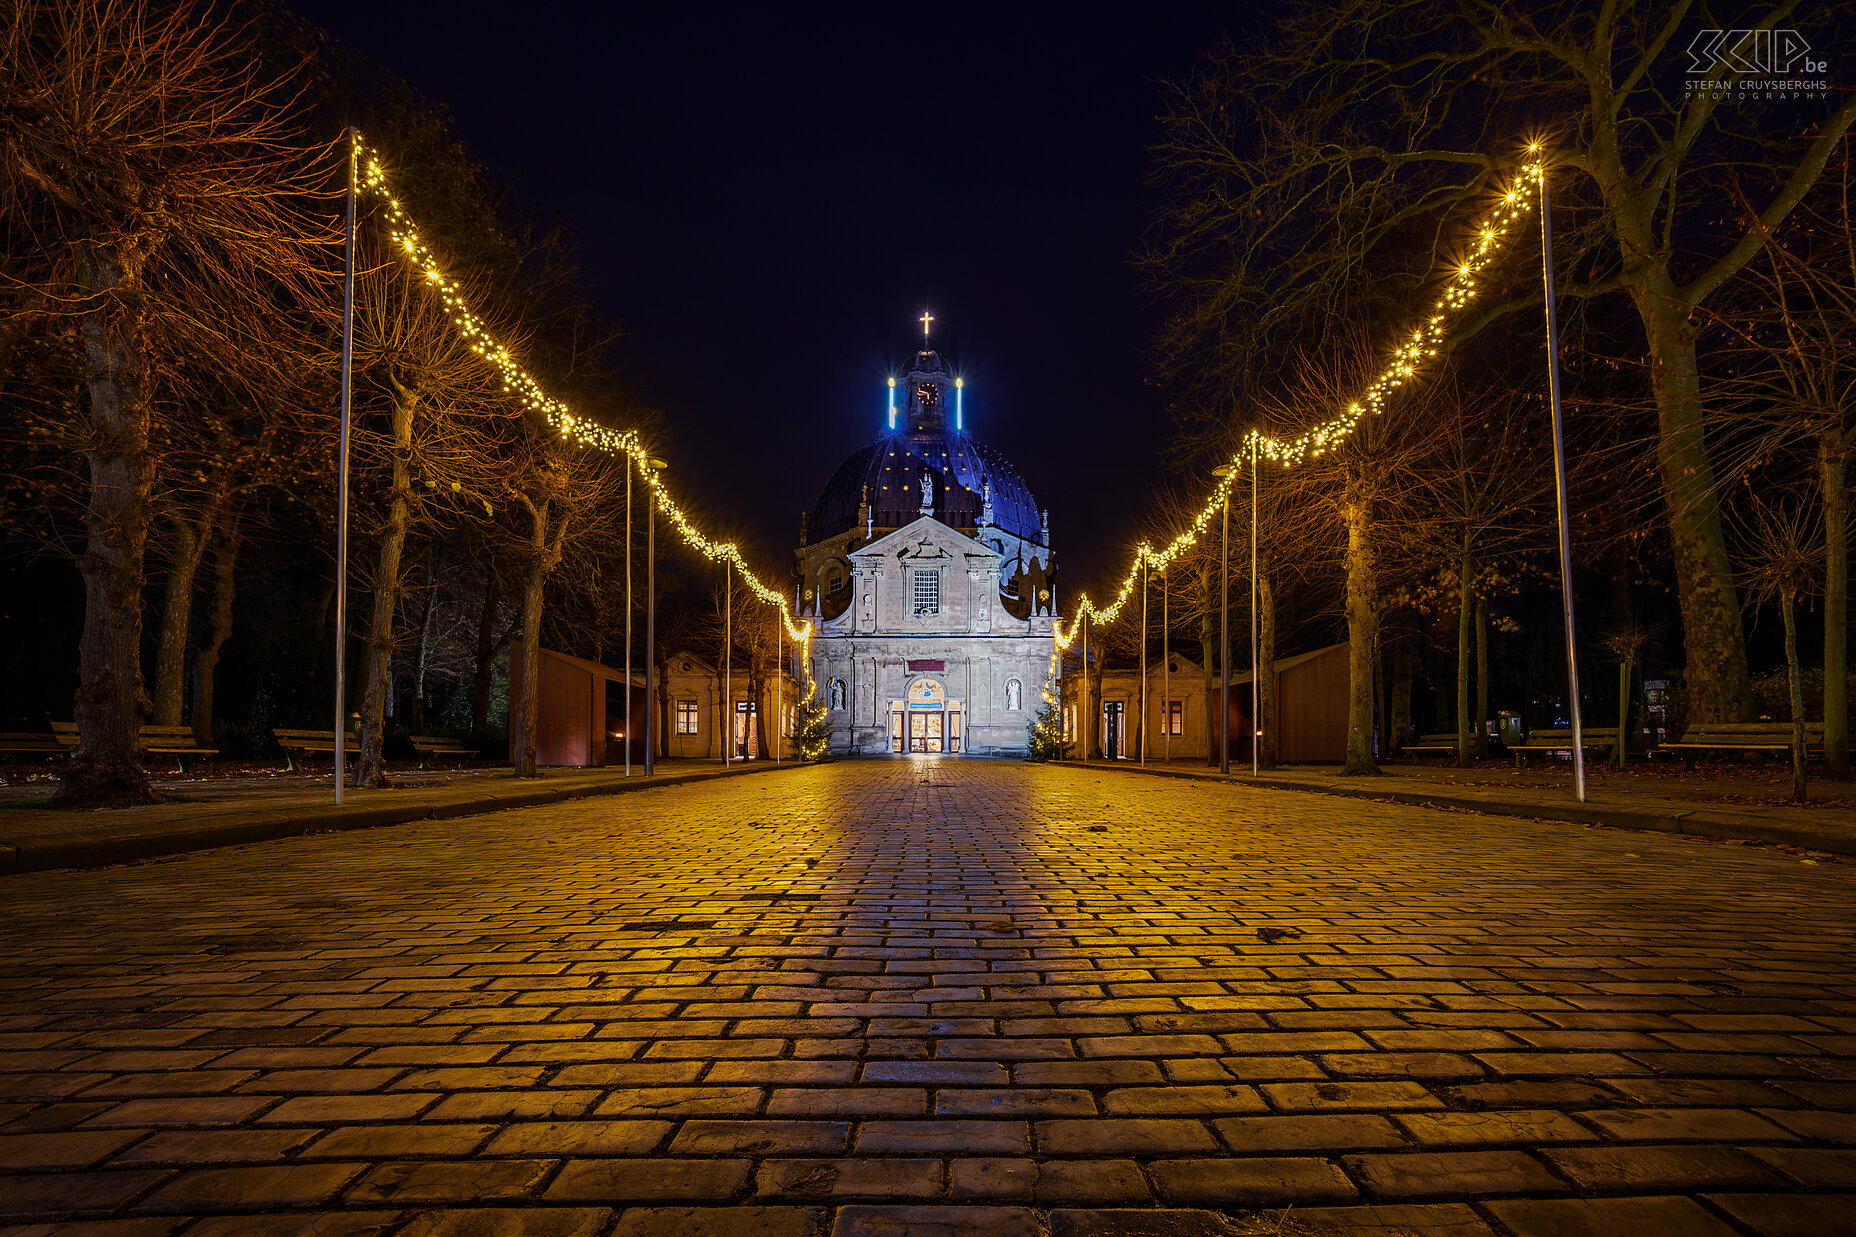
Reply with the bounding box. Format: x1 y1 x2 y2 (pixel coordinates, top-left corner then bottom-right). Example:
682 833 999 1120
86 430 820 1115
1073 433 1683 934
291 1 1252 592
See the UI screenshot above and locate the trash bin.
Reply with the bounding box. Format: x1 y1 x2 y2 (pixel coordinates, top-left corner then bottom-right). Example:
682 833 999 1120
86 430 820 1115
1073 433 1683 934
1498 711 1523 748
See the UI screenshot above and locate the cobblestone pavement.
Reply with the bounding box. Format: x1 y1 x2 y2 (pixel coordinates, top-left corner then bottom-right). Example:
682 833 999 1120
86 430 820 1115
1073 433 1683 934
3 759 1854 1236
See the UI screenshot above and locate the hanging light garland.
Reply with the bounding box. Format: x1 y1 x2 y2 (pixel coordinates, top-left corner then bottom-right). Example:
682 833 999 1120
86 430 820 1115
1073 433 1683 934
1054 155 1547 650
355 136 812 651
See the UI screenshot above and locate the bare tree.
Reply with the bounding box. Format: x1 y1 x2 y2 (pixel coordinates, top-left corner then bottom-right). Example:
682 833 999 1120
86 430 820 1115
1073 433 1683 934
2 0 326 804
1145 0 1856 728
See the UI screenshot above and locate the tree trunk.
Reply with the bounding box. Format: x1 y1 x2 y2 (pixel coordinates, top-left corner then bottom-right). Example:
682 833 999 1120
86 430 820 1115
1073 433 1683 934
1199 562 1217 767
411 549 438 735
1615 659 1631 771
356 386 415 789
1637 289 1754 724
1823 443 1850 779
511 556 546 775
1257 565 1277 769
1456 551 1475 767
191 516 242 748
150 509 211 728
1342 489 1379 775
55 246 157 808
1474 595 1491 759
1389 613 1413 756
1783 591 1807 803
472 568 502 731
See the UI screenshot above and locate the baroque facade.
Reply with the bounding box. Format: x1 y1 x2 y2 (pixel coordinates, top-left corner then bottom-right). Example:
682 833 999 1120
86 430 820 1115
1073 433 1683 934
797 339 1057 755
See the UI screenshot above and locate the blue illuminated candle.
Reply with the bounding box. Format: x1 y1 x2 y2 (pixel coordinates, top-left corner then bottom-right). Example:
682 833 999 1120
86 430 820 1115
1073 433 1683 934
955 377 964 431
887 376 896 431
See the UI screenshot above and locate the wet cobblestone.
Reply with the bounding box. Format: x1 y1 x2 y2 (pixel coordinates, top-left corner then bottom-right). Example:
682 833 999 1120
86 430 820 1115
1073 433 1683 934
1 759 1853 1234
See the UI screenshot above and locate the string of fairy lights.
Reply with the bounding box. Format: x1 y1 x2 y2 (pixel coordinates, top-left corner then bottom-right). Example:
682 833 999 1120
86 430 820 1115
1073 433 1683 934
355 135 812 650
1053 153 1548 651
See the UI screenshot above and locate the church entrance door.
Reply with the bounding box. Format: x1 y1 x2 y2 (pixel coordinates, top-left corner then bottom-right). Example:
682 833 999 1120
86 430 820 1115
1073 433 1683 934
908 710 944 753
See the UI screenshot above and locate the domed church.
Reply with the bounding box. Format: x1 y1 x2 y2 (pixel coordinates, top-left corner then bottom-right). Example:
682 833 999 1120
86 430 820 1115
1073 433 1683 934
797 321 1058 755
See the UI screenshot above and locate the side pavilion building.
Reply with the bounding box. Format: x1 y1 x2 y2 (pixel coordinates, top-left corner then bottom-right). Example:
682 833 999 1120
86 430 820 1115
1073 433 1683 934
795 334 1058 756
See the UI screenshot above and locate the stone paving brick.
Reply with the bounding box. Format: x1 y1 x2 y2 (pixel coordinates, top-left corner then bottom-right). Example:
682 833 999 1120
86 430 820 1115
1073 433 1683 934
1149 1155 1358 1206
399 1208 613 1237
1389 1109 1591 1146
300 1121 497 1159
670 1120 849 1156
344 1158 555 1203
1484 1194 1741 1236
112 1126 318 1164
754 1157 942 1200
1343 1148 1563 1199
1038 1118 1218 1155
545 1157 752 1202
4 761 1854 1230
610 1206 824 1237
184 1214 400 1236
0 1170 169 1219
1577 1105 1798 1142
1702 1192 1856 1237
831 1206 1040 1236
1744 1145 1856 1186
134 1162 366 1211
1543 1143 1787 1192
0 1128 145 1170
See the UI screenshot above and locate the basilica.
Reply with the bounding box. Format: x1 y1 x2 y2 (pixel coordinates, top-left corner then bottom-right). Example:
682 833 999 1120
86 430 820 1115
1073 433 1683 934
796 328 1058 756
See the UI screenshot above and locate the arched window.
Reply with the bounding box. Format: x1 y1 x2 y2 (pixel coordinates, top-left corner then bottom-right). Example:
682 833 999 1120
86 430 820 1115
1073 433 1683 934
829 678 846 711
1004 678 1023 711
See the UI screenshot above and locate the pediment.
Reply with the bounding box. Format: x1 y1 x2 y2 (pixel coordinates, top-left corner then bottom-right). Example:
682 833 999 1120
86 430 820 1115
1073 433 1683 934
850 516 1000 565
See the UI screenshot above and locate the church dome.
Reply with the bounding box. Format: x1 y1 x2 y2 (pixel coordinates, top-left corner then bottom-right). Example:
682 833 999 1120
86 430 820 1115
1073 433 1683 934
806 428 1043 546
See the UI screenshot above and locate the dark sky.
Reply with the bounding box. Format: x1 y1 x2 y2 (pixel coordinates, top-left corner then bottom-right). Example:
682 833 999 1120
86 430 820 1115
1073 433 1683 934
292 0 1250 594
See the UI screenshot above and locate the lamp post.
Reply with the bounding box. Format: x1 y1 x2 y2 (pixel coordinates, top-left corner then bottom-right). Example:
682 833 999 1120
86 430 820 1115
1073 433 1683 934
1536 150 1586 803
643 456 665 775
723 563 732 767
1250 440 1259 776
333 129 356 805
1162 568 1169 765
1213 463 1240 775
1080 614 1090 764
1140 561 1148 765
623 463 632 776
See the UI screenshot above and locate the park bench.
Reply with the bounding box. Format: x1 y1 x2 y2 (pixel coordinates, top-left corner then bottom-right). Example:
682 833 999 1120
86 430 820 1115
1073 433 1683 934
0 731 66 760
46 722 218 773
1401 732 1465 757
271 728 356 774
1658 722 1828 768
410 735 478 769
1508 726 1625 768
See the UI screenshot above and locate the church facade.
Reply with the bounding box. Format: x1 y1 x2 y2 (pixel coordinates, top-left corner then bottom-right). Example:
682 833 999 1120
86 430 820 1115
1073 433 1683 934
796 334 1057 756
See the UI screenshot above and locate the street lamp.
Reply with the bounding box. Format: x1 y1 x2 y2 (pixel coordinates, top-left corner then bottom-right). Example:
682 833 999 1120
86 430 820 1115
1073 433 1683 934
624 462 632 776
643 456 666 775
1213 462 1240 775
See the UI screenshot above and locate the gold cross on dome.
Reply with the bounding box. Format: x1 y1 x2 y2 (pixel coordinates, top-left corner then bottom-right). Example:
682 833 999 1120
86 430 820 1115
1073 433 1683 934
920 311 934 339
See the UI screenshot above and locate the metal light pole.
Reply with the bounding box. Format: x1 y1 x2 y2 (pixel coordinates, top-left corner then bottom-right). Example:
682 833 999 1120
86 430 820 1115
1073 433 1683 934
1251 441 1260 776
1538 155 1587 802
623 464 632 776
1080 615 1090 764
1162 568 1170 765
775 622 782 763
1139 563 1148 765
333 130 356 805
644 456 665 775
1214 463 1239 775
724 565 732 767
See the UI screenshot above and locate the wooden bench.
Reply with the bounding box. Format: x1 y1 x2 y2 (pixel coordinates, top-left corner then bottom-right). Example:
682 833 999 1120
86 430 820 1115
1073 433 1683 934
1509 727 1624 768
410 735 478 769
271 728 356 774
0 731 66 758
47 722 218 773
1658 722 1827 768
1401 732 1464 757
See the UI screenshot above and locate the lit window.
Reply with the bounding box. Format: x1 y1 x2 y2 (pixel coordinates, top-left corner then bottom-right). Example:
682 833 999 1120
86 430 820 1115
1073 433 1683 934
677 700 699 734
913 569 940 615
1166 700 1183 736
